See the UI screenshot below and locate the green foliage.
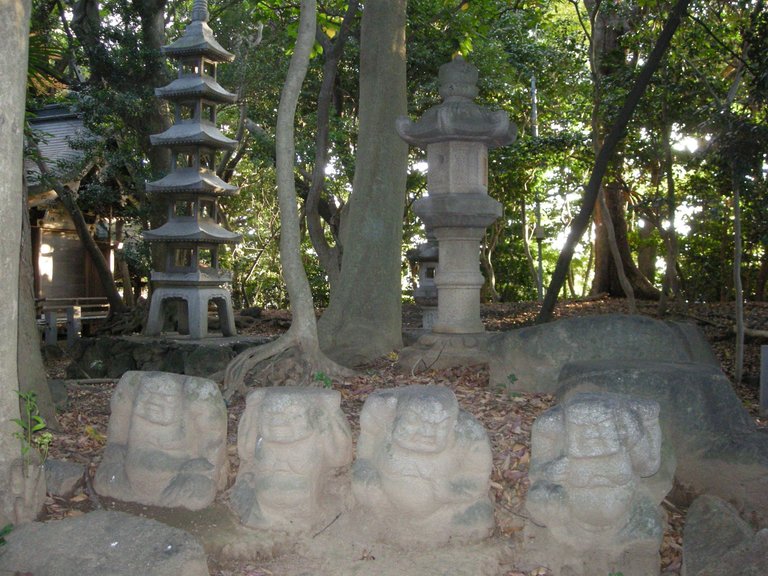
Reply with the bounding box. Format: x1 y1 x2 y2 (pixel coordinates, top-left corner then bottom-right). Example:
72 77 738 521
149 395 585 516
26 0 768 311
12 392 53 470
313 371 333 389
0 523 13 546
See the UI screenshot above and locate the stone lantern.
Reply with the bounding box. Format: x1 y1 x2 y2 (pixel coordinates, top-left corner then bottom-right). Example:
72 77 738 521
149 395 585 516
397 56 516 334
406 230 439 330
143 0 241 339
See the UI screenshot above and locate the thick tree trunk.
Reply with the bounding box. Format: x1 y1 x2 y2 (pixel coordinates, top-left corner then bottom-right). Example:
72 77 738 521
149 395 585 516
591 180 658 299
1 0 45 527
317 0 409 366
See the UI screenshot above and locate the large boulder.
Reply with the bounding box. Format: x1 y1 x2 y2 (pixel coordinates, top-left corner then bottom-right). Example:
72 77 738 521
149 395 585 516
682 495 768 576
487 314 717 393
556 360 768 525
0 510 208 576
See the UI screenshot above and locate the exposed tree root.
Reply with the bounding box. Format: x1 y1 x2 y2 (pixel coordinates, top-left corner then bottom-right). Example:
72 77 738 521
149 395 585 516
222 330 354 400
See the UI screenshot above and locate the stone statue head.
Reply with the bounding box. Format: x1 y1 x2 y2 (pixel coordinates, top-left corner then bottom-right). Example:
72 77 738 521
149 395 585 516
391 387 459 453
259 390 314 444
237 386 353 461
134 373 184 426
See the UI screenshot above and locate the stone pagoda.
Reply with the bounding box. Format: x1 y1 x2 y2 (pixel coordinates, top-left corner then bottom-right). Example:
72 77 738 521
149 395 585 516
397 56 516 334
143 0 241 339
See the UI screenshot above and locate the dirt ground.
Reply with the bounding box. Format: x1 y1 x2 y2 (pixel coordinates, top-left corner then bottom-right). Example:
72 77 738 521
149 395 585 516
42 297 767 576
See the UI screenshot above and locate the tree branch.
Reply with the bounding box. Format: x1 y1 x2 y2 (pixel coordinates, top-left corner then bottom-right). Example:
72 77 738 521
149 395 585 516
537 0 692 323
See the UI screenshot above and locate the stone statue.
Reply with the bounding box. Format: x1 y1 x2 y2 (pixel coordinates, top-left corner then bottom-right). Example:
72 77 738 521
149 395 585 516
352 385 494 546
229 387 353 533
94 371 228 510
0 457 46 526
526 392 669 576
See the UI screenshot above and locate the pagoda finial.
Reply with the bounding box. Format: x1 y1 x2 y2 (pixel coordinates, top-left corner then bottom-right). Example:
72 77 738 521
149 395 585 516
191 0 209 23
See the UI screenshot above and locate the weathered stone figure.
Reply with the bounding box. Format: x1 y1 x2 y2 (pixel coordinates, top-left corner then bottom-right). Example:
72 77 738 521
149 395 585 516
94 371 228 510
0 457 46 525
229 387 353 533
352 385 494 546
526 392 668 576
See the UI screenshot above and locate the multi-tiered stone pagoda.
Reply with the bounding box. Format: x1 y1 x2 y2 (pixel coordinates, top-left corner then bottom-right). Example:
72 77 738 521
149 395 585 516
143 0 241 339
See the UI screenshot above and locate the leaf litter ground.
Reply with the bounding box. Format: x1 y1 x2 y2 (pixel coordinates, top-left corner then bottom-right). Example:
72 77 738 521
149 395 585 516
42 297 767 576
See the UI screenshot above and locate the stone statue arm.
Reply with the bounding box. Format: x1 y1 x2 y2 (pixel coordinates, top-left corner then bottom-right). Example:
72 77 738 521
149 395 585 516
529 406 565 478
438 418 493 503
105 372 143 448
237 388 268 465
356 394 398 460
622 402 662 477
320 399 353 468
188 400 227 467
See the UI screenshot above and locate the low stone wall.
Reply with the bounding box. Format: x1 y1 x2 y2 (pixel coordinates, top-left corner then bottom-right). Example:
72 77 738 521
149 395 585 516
65 334 274 380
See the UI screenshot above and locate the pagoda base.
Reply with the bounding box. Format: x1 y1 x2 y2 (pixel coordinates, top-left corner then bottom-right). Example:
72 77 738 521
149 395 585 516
145 285 236 339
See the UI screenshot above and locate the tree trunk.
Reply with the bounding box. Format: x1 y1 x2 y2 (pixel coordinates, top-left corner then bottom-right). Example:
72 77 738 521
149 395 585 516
1 0 39 527
598 189 637 313
19 178 59 430
480 222 502 302
637 221 657 282
114 220 135 307
586 0 659 301
658 114 681 315
537 0 692 323
223 0 351 398
733 165 744 384
317 0 409 366
305 1 360 289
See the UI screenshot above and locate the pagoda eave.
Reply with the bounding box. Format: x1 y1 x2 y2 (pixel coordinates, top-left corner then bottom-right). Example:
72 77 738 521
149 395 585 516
156 77 237 104
162 21 234 63
143 225 242 244
146 168 239 195
150 126 237 150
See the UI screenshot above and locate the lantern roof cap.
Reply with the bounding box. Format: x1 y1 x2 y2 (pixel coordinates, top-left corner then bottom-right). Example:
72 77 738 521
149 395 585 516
396 56 516 148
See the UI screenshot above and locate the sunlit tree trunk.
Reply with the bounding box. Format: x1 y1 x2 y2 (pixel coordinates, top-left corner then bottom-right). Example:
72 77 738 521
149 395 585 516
537 0 691 323
586 0 659 300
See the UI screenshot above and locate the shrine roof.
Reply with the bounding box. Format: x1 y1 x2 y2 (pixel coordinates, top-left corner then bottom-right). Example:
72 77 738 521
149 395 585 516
25 105 94 196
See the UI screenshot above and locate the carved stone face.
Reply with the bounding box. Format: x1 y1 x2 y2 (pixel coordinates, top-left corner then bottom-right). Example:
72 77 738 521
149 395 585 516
134 377 182 426
392 396 456 454
260 395 312 444
565 402 621 459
